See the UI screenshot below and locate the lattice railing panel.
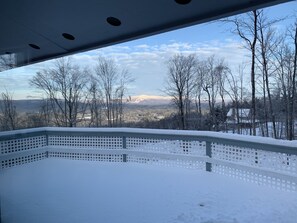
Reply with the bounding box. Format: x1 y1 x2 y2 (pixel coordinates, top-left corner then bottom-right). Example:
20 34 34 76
253 151 297 175
127 138 206 156
48 136 122 149
1 152 46 169
127 154 205 170
0 135 46 155
49 152 123 162
212 164 297 192
212 143 297 175
212 143 257 164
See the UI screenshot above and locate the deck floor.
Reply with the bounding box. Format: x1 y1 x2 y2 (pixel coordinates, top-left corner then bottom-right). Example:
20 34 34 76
1 159 296 223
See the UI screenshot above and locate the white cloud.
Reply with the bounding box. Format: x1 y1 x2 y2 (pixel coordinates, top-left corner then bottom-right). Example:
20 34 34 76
0 39 249 99
135 44 150 49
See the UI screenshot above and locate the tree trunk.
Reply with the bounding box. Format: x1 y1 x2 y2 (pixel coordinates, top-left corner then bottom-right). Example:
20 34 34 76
251 10 258 136
289 23 297 140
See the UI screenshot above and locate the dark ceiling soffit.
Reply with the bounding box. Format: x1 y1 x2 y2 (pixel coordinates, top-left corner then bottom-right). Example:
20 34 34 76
6 0 294 68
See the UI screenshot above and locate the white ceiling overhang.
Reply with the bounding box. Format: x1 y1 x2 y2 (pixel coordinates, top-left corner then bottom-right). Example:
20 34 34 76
0 0 292 69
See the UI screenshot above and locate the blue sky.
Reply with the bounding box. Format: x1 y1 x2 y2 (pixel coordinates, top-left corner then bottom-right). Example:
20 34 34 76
0 1 296 100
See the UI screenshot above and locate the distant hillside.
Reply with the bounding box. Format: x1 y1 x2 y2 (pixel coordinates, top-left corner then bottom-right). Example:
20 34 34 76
128 95 209 109
7 100 43 113
1 98 208 113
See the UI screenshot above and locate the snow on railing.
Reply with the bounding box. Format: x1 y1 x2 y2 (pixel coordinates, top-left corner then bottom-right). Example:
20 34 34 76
1 127 297 191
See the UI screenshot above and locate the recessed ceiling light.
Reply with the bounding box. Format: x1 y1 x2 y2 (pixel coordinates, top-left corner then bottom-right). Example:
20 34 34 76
106 17 121 26
175 0 191 5
62 33 75 40
29 44 40 50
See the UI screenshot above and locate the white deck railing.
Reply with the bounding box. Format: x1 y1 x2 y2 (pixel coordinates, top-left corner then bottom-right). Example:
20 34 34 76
1 127 297 191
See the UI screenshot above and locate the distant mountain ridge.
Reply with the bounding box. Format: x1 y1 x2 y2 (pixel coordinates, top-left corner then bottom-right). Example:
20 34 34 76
1 99 44 113
129 95 171 105
1 95 209 113
1 96 173 113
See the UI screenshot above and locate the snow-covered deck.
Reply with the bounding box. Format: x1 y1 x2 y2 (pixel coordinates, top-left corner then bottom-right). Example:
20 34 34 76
1 158 297 223
1 127 297 222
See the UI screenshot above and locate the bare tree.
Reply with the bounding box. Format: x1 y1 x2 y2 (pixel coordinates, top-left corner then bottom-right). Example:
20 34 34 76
285 19 297 140
88 82 104 127
224 10 260 135
164 54 196 130
271 18 297 140
255 11 285 138
194 60 207 128
217 61 229 130
39 98 54 126
30 57 90 127
0 54 15 72
0 90 18 131
114 69 132 125
21 99 51 128
273 39 290 138
224 65 247 133
93 56 132 127
200 56 228 131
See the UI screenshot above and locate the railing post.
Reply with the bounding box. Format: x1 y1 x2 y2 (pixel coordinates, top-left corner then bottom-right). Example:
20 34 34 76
45 131 49 158
46 132 49 146
206 141 212 172
122 136 127 162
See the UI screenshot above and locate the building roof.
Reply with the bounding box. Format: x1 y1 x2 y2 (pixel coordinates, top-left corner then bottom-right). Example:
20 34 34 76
0 0 290 69
227 108 251 118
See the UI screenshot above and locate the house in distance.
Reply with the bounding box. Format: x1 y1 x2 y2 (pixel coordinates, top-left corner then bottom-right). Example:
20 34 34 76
226 108 253 129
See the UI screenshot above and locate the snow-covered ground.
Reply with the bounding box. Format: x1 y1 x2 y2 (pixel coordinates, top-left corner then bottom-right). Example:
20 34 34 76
225 121 297 139
1 159 297 223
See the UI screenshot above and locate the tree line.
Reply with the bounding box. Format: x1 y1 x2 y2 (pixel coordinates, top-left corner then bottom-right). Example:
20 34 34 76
0 56 133 130
164 10 297 140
